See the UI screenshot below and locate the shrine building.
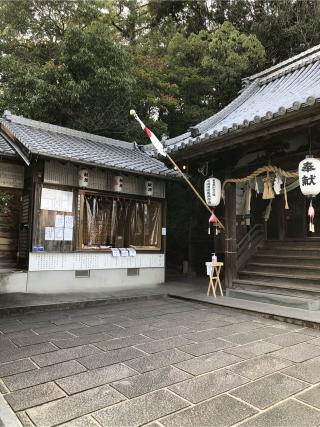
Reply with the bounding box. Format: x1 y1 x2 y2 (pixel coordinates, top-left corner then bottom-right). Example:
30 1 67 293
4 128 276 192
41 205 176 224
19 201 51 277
0 112 174 293
164 44 320 298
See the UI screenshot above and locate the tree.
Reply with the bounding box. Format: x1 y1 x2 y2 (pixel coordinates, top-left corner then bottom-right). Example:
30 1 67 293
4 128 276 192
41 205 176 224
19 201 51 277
0 0 137 141
163 22 265 136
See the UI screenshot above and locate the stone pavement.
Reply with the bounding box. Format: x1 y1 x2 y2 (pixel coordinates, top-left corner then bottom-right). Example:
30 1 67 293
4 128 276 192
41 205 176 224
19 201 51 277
2 297 320 426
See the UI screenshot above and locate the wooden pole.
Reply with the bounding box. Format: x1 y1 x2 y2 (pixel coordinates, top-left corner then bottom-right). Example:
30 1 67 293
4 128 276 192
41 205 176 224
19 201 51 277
166 153 224 229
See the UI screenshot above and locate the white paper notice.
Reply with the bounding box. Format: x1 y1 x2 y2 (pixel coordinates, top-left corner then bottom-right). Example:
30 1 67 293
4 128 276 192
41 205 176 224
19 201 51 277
128 248 136 257
120 248 129 257
41 188 73 212
161 227 167 236
63 228 73 241
55 215 65 228
54 228 64 241
111 248 120 257
45 227 55 241
64 216 74 229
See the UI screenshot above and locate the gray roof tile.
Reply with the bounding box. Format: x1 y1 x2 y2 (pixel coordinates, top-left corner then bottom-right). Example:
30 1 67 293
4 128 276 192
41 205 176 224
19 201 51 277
0 134 16 157
0 116 175 178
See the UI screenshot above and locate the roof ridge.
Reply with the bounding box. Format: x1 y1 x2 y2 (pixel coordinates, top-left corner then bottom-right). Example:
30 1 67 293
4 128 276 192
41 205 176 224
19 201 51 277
2 112 133 150
244 44 320 83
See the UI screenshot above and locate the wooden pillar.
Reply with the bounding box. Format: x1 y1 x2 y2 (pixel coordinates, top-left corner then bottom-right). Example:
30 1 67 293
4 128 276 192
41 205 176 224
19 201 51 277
224 183 237 288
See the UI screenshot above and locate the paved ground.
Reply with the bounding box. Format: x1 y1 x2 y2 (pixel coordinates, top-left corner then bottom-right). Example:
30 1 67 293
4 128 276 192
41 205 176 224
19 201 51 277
2 297 320 426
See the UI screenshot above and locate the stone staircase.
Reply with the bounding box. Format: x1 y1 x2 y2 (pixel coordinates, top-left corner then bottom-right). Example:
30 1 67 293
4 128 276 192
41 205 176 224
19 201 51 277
232 239 320 307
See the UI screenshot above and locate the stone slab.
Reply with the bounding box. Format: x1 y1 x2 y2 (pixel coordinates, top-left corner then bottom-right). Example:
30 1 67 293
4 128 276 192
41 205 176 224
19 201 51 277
78 346 146 369
239 399 320 427
228 354 293 380
223 327 286 345
10 332 74 347
224 341 281 359
31 345 102 367
93 389 189 427
271 343 320 362
230 372 308 409
283 356 320 383
27 385 124 427
265 332 314 347
95 334 152 351
135 336 193 354
56 363 137 394
70 324 125 337
5 382 65 411
0 342 58 364
32 323 85 335
58 415 98 427
0 358 37 377
174 351 242 376
3 360 86 391
161 394 257 427
142 326 191 340
125 348 192 373
169 369 249 403
53 333 113 349
180 339 233 356
111 365 191 398
107 325 157 339
297 384 320 409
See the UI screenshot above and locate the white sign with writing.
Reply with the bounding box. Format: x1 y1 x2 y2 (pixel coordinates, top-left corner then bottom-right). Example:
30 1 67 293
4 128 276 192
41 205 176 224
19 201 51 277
41 188 73 212
0 162 24 189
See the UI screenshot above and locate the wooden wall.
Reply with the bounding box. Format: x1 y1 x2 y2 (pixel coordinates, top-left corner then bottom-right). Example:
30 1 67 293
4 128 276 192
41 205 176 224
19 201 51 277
43 161 166 198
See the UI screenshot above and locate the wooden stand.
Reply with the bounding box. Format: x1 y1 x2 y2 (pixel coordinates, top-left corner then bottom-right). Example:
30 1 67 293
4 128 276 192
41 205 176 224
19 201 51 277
207 262 224 297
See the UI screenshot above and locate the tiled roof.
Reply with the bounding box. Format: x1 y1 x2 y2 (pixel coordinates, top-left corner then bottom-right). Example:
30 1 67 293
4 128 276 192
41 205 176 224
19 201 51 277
0 114 176 178
0 133 16 157
165 44 320 154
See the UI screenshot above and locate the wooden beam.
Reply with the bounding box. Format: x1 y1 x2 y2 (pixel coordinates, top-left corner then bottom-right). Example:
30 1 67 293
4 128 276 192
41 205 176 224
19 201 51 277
224 183 237 288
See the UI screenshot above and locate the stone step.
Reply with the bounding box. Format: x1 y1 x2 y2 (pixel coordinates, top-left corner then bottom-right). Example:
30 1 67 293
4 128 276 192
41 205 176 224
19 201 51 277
257 248 320 257
246 262 320 276
264 239 320 248
252 255 320 266
226 288 320 310
238 270 320 286
233 278 320 297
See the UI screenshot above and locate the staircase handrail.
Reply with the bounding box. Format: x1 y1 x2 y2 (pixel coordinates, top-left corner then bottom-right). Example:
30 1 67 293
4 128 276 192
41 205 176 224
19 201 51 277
237 224 264 269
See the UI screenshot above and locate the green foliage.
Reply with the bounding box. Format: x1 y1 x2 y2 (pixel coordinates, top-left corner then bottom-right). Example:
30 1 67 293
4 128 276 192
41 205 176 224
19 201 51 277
0 0 136 140
0 192 11 216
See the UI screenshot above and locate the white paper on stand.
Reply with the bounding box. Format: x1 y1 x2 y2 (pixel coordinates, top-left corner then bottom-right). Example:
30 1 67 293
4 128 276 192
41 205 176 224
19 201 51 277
128 248 136 257
120 248 129 257
45 227 55 241
111 248 120 257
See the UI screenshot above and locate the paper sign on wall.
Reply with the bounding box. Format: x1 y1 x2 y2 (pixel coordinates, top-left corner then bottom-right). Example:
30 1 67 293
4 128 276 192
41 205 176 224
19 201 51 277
161 227 167 236
55 215 65 228
54 228 64 241
63 228 73 241
64 216 74 228
45 227 55 241
41 188 73 212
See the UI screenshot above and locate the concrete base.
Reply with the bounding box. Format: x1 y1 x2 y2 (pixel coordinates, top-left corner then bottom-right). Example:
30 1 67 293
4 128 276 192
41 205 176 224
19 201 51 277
0 268 165 294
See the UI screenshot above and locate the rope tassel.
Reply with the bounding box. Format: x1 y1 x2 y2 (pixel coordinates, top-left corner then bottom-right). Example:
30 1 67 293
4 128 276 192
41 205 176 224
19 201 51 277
284 177 289 210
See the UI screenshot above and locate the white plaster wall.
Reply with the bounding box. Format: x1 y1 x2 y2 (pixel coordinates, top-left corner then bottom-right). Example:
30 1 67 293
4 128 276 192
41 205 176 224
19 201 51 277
25 267 165 293
0 272 28 293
